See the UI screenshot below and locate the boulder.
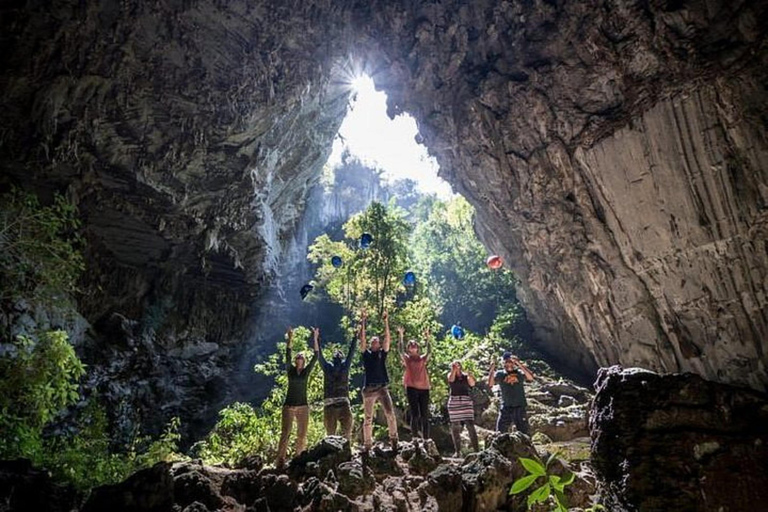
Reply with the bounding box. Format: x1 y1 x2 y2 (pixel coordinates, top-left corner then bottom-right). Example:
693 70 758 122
287 435 352 480
591 366 768 511
336 460 375 497
173 469 226 511
0 459 79 512
422 464 463 512
82 462 173 512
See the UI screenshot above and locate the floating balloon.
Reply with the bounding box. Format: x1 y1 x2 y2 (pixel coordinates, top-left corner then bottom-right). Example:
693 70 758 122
299 284 314 300
360 232 373 249
403 271 416 286
331 255 343 268
451 323 465 340
486 255 503 270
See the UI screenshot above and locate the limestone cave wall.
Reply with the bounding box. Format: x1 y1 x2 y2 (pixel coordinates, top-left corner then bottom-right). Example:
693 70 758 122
1 0 767 436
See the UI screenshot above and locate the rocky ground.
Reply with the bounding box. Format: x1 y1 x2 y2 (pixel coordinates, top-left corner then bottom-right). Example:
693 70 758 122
0 369 600 511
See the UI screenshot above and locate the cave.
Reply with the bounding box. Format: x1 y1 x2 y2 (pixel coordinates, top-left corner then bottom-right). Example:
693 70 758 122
1 0 767 510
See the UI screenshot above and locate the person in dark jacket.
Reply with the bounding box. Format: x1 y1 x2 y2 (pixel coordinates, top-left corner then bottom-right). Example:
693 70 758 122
314 326 356 441
276 326 318 468
360 309 398 451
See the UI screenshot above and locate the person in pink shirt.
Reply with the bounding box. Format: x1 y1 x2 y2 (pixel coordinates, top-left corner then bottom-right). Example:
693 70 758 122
397 326 431 441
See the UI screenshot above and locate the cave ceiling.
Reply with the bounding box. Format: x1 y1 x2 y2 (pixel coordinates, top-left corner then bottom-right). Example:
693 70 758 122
2 0 767 392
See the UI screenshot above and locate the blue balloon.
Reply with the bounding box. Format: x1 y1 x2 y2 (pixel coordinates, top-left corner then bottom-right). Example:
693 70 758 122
360 232 373 249
403 271 416 286
451 324 465 340
331 255 343 268
300 284 314 300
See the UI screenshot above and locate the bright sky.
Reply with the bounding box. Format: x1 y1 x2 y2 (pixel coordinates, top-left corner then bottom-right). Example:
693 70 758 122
327 75 454 199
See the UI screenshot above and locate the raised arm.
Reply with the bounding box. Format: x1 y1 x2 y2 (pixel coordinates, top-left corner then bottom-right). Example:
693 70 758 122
344 326 357 368
397 326 406 363
448 363 459 383
487 360 497 388
285 326 293 372
382 310 391 352
514 357 534 382
359 310 368 352
314 327 328 369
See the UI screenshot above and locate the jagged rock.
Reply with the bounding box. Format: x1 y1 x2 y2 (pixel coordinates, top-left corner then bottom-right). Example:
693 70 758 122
181 503 209 512
287 435 352 480
234 454 264 472
362 446 404 480
591 366 768 511
529 405 590 442
460 449 516 511
248 497 271 512
82 462 173 512
401 440 441 476
0 459 79 512
421 464 463 512
489 432 540 463
336 460 375 498
173 469 226 511
259 473 299 511
220 470 262 507
540 382 591 403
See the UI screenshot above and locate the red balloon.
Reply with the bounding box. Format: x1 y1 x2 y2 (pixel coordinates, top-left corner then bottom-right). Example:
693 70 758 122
486 255 503 270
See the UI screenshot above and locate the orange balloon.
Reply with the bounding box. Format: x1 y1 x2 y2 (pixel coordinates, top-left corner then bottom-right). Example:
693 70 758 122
487 255 503 269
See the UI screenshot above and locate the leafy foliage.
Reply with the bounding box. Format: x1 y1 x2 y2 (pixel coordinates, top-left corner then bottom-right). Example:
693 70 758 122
0 187 84 307
44 405 181 490
0 330 180 490
196 326 329 465
510 454 575 511
410 197 520 334
0 330 85 455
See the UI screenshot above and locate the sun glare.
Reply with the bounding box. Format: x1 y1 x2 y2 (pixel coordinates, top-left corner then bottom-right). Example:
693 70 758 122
328 75 454 199
350 75 368 94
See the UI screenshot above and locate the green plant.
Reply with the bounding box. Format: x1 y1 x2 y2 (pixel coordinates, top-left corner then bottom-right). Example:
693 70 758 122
510 454 575 511
0 330 85 458
0 186 84 307
196 326 330 466
43 403 181 490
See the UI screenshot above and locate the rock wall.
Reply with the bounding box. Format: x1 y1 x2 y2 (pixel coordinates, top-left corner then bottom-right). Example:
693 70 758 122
2 0 768 437
361 0 768 389
0 0 356 436
591 366 768 511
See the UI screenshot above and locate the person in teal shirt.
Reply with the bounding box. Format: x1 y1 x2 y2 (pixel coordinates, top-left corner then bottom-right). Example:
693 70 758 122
487 351 534 435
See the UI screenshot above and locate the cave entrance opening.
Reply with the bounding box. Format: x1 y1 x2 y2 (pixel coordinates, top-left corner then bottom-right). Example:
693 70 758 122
326 74 453 199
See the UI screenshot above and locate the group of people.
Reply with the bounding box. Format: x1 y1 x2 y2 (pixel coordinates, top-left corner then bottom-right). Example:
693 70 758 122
275 311 535 467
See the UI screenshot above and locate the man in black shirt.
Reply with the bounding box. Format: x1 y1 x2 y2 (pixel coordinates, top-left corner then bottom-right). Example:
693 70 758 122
360 309 398 451
276 326 318 468
314 326 356 441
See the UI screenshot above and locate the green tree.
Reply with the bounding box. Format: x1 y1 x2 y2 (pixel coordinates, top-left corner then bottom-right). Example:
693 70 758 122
0 330 85 458
195 326 329 465
0 187 84 308
309 201 412 325
410 197 521 335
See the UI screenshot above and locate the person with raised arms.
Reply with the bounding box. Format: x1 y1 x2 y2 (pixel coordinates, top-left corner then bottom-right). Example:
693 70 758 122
314 325 357 441
447 360 479 457
360 309 399 452
276 326 319 468
398 326 431 441
487 351 534 435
